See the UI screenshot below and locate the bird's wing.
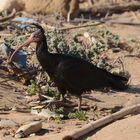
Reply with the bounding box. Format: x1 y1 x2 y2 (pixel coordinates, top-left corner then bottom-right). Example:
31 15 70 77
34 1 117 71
55 58 108 90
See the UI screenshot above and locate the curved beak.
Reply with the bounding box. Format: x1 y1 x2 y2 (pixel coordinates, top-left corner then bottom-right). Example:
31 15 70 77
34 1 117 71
9 37 32 63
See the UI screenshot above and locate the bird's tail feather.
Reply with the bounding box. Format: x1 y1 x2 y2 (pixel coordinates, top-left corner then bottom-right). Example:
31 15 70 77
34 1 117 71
107 73 129 90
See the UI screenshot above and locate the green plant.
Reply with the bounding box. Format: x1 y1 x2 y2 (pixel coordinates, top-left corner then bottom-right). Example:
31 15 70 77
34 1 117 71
46 88 60 99
55 107 64 114
54 116 62 124
26 80 40 95
46 27 118 71
68 111 86 121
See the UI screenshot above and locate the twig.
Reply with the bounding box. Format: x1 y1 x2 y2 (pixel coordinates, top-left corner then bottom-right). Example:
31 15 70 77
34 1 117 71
124 54 140 59
117 57 125 73
63 103 140 140
58 22 102 31
112 57 125 72
0 69 41 84
0 34 29 38
40 94 54 100
0 33 13 37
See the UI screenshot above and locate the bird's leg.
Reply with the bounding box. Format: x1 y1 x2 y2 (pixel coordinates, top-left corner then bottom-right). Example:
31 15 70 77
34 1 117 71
58 87 67 102
78 96 82 111
61 93 67 102
67 11 71 22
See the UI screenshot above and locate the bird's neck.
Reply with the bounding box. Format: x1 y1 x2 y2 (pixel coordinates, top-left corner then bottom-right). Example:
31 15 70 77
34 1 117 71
36 36 48 53
36 36 53 73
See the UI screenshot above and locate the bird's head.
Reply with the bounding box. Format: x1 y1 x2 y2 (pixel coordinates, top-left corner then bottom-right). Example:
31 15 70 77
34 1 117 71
8 23 45 63
26 29 43 43
25 23 45 44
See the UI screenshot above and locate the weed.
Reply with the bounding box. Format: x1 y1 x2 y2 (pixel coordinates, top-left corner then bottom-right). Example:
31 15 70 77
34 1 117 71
55 107 64 114
46 27 118 71
47 87 60 99
68 111 86 121
54 116 62 124
26 80 40 95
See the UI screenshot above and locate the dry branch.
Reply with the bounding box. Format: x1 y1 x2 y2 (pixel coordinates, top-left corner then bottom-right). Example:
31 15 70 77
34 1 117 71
0 9 16 22
92 1 140 16
59 22 102 31
58 20 140 31
63 103 140 140
0 69 41 84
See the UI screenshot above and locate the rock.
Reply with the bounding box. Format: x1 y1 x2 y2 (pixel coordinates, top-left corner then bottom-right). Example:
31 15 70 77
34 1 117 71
0 119 19 128
31 108 59 120
0 0 24 12
24 0 79 20
15 121 42 138
0 0 79 21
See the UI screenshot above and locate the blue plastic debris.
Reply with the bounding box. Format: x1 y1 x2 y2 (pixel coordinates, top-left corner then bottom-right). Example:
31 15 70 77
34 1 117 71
15 17 35 23
0 43 27 69
14 17 36 29
15 50 27 69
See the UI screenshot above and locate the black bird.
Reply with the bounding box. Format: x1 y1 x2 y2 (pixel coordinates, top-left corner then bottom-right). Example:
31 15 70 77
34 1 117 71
9 24 129 110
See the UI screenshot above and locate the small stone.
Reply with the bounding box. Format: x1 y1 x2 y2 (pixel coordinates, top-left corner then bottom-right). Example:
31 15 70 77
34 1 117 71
15 121 42 138
30 133 36 137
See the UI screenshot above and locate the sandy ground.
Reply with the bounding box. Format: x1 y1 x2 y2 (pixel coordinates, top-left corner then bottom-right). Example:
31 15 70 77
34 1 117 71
87 114 140 140
0 12 140 140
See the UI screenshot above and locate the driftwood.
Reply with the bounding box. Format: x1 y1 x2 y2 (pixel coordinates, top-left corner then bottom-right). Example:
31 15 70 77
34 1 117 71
0 9 16 22
63 103 140 140
91 1 140 16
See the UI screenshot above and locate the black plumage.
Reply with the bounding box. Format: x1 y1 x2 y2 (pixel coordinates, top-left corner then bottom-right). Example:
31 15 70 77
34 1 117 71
10 24 129 110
